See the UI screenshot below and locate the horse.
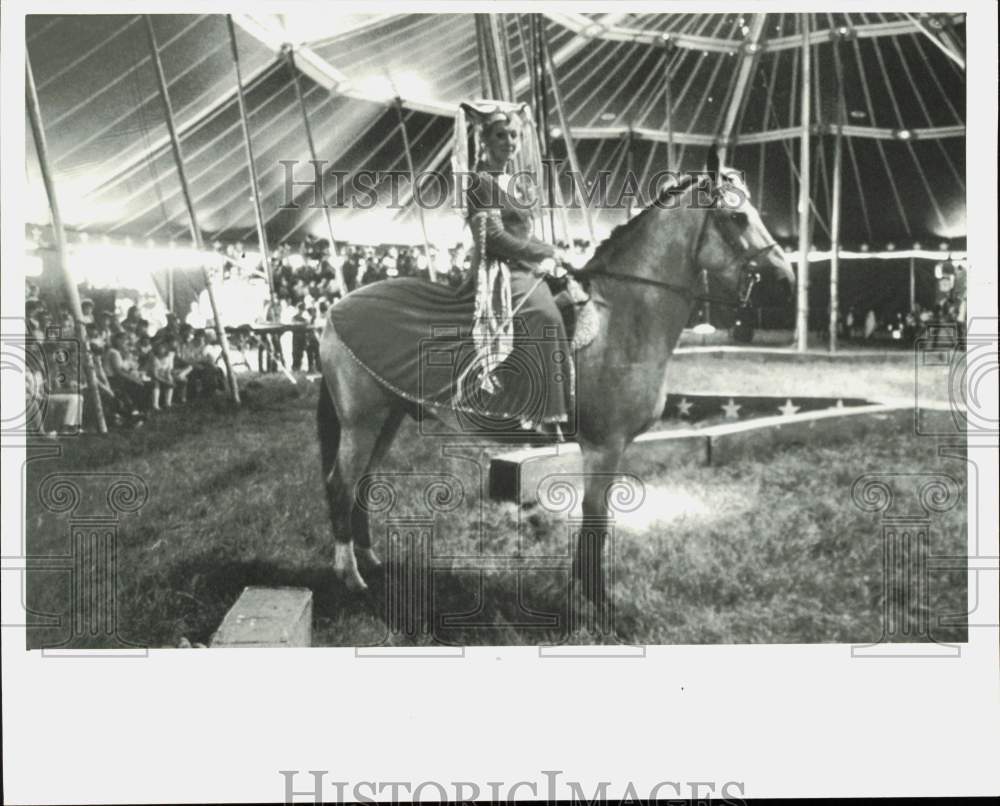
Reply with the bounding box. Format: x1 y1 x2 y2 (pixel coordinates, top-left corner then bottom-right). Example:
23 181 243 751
316 157 795 599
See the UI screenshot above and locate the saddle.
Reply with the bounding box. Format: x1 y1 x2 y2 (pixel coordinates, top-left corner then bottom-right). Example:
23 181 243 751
549 273 600 350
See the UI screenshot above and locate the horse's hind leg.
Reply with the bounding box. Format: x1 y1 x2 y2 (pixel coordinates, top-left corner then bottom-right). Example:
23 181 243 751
325 412 386 591
352 406 405 569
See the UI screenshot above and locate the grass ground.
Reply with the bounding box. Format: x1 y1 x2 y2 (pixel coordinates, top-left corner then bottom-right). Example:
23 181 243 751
24 353 967 648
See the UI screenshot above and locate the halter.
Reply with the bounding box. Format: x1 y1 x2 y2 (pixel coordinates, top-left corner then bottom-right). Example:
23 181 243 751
576 180 779 310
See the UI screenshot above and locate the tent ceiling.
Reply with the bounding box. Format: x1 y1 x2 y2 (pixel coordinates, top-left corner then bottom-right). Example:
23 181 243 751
26 12 966 249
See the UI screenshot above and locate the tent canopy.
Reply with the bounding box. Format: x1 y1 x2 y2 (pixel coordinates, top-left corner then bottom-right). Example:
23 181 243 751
26 12 966 251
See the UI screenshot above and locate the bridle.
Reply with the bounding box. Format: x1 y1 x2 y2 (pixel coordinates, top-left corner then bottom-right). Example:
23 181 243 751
575 181 779 310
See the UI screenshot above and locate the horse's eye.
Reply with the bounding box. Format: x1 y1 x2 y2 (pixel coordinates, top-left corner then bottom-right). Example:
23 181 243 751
730 211 749 228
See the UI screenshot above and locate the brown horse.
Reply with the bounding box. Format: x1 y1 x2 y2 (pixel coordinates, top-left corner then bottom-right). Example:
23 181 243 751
317 161 795 597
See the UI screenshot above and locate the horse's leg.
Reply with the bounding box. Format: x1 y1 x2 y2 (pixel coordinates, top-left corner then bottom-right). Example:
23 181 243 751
574 439 625 603
352 405 405 569
327 411 390 590
318 327 396 591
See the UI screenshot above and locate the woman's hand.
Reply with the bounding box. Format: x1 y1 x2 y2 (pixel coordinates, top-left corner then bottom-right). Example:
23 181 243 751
532 257 558 278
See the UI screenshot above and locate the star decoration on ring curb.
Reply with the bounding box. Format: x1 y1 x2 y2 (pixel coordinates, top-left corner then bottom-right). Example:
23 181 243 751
676 398 693 417
721 398 742 419
778 399 801 417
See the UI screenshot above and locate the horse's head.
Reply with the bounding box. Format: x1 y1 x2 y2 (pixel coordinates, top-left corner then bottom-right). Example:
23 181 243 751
693 150 795 308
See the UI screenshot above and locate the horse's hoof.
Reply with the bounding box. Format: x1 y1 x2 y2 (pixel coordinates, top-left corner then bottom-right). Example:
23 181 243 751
355 548 382 568
340 567 368 592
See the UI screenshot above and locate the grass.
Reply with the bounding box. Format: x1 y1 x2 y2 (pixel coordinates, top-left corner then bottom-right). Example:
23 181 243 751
24 355 967 649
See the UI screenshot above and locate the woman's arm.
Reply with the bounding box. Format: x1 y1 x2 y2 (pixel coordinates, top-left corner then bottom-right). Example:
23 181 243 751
468 174 555 265
481 212 555 263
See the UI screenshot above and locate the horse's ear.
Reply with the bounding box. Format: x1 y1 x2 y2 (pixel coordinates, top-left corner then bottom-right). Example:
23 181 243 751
704 145 720 179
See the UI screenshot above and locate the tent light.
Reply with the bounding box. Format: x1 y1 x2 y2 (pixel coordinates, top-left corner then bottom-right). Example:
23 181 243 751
894 129 913 140
886 242 895 251
599 112 616 121
549 126 562 139
860 243 869 252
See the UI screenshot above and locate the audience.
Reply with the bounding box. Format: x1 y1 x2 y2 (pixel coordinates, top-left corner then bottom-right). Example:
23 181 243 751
25 234 594 432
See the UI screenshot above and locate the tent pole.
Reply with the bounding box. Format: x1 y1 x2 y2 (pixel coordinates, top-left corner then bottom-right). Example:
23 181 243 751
26 57 108 434
909 257 916 310
655 36 677 173
226 15 277 311
146 16 240 404
795 14 812 353
829 116 843 353
284 47 347 300
474 15 493 97
545 28 594 242
718 14 766 166
543 26 591 243
534 14 557 243
624 128 635 220
394 99 435 282
829 36 845 354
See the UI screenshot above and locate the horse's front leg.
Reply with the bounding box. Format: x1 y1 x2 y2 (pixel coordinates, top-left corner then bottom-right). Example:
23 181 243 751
574 439 625 603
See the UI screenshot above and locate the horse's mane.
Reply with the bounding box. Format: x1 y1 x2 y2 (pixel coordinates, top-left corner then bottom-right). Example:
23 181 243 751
584 173 703 270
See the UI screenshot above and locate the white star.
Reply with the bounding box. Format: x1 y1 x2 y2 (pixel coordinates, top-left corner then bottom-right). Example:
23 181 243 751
721 398 741 419
778 399 800 417
677 398 693 417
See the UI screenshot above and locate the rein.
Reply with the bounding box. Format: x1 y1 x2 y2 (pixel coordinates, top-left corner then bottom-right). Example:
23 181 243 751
573 205 778 310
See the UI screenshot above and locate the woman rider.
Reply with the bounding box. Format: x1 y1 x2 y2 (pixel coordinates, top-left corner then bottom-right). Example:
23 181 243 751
328 100 572 435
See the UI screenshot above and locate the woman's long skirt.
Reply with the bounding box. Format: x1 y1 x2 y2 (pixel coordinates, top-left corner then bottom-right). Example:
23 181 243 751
329 270 572 428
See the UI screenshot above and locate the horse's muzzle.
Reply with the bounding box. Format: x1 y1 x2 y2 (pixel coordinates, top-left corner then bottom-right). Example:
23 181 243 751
757 251 796 307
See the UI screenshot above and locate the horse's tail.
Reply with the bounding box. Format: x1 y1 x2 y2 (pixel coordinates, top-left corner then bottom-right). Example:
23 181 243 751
317 377 340 483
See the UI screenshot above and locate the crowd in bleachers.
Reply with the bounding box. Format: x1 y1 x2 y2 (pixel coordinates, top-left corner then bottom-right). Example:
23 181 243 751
839 300 966 345
25 235 597 432
244 235 592 373
25 291 226 434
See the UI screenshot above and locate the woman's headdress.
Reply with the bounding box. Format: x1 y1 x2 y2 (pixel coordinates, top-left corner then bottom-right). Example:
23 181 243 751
451 100 545 218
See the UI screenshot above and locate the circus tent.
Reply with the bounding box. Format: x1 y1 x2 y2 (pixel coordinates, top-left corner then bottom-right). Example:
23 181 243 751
26 11 966 251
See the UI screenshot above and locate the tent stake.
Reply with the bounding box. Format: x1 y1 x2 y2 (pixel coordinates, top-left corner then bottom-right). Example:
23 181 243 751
146 16 240 404
25 57 108 434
